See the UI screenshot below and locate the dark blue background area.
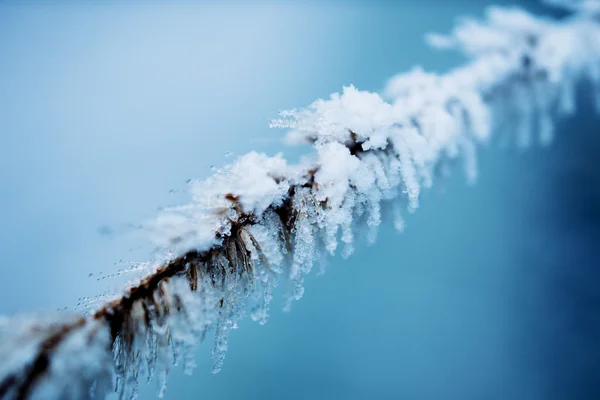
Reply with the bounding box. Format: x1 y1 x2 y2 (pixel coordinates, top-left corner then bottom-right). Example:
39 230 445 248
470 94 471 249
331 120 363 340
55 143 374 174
0 1 598 399
517 92 600 400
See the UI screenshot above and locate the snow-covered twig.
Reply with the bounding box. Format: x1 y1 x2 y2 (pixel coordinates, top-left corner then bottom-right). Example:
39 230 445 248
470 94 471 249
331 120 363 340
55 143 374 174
1 2 599 399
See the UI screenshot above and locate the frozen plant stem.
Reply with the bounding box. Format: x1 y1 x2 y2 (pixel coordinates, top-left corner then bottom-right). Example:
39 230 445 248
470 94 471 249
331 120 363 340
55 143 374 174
1 1 600 399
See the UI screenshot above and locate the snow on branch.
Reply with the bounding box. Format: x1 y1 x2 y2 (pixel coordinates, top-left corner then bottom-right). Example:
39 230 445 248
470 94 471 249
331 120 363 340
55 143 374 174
1 2 599 399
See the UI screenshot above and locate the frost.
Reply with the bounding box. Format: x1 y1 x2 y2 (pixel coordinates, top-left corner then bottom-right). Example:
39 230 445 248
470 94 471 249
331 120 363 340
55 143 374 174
1 2 600 399
0 314 113 400
279 85 398 146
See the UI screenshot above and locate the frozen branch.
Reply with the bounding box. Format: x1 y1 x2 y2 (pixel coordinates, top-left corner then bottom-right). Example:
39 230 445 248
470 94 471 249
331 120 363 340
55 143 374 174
1 2 599 399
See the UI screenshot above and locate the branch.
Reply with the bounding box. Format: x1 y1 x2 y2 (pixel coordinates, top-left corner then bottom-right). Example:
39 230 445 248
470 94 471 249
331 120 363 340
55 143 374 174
1 2 599 399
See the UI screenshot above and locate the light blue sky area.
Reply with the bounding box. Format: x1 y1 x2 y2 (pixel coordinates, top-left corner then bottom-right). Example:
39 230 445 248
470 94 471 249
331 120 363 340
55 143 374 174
0 1 570 399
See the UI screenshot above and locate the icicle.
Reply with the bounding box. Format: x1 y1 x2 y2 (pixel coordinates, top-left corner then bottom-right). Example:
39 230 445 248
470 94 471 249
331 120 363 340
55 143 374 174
288 213 316 305
459 137 479 184
211 318 229 374
390 128 421 212
392 201 406 233
340 193 356 259
558 79 576 116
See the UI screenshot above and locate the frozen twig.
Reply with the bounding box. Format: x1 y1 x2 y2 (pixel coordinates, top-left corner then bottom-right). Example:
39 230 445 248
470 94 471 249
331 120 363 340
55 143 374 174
1 2 599 399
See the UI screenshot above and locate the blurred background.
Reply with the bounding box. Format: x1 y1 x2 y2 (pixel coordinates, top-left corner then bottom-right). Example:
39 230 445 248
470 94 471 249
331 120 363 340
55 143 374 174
0 1 599 399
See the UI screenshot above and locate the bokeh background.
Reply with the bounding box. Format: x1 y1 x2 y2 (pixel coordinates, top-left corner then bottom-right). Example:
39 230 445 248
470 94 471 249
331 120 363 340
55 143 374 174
1 1 599 399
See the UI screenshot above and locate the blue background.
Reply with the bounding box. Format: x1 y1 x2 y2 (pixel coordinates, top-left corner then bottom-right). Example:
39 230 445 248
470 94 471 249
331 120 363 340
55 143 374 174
1 1 598 399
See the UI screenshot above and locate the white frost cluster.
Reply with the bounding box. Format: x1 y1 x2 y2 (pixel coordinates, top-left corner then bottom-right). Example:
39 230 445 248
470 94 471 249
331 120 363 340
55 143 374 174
427 6 600 146
113 211 293 399
112 273 222 399
1 2 599 399
0 314 112 399
150 152 300 255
